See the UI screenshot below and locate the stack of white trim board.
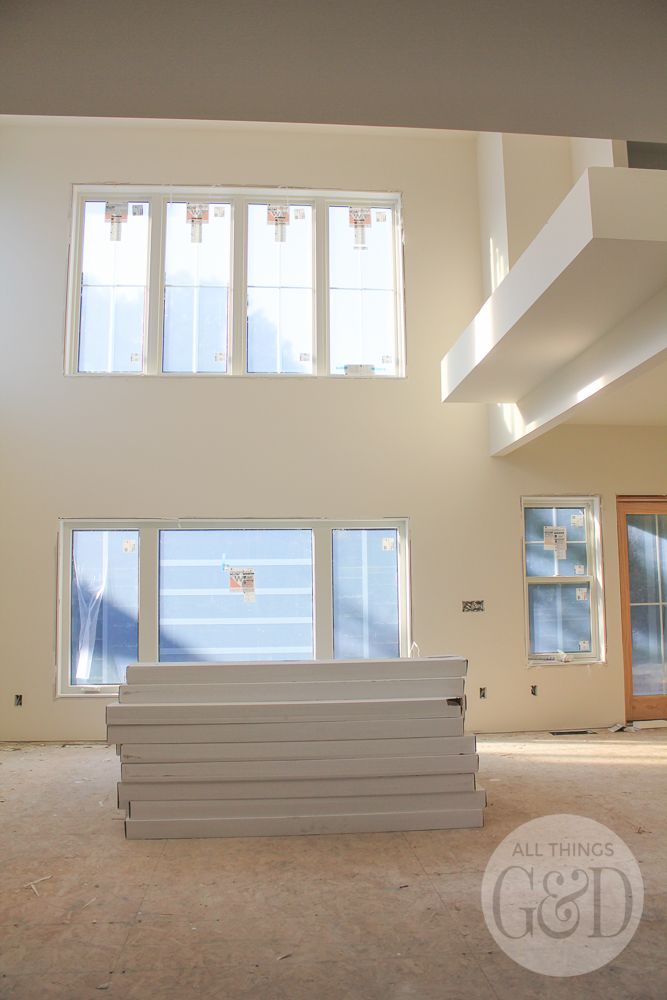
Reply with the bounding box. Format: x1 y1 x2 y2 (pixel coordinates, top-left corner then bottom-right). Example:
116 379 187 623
107 657 485 840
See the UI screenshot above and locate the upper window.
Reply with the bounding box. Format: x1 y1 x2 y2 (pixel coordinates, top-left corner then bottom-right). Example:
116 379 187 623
59 519 409 693
522 497 605 664
66 187 405 378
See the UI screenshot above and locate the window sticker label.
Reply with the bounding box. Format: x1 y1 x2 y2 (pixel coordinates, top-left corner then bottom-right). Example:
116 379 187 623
544 525 567 559
576 587 589 602
213 205 225 218
574 564 585 575
130 352 141 364
376 211 387 223
382 536 396 551
228 567 255 602
294 208 306 221
571 512 585 527
122 539 136 554
214 352 226 363
267 205 290 243
579 639 591 651
187 203 209 243
350 208 372 228
105 201 128 241
350 207 371 249
132 204 144 216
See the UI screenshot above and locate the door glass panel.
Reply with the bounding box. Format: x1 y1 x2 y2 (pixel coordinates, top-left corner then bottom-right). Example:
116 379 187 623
626 512 667 698
627 514 660 603
630 604 666 695
159 529 314 661
332 528 400 659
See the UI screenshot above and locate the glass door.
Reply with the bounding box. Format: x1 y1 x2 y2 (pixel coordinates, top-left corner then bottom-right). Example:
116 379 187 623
617 498 667 721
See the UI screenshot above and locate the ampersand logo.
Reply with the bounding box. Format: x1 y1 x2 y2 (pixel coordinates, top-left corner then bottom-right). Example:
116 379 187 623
481 814 644 976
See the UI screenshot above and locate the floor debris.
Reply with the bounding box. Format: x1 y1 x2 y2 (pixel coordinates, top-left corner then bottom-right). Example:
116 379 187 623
23 874 52 896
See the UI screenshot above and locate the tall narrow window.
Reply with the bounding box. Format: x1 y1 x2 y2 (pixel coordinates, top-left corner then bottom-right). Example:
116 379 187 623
246 203 314 374
70 530 139 684
332 528 400 658
523 499 603 663
163 201 232 372
159 529 314 661
78 201 149 372
328 205 399 376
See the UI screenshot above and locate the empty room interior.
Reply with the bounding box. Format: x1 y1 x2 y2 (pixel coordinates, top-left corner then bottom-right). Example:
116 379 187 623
1 2 667 998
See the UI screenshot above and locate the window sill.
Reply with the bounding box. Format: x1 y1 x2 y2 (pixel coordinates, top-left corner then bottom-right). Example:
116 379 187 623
527 658 606 668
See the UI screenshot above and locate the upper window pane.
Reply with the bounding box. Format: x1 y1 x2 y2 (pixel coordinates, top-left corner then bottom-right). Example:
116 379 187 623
328 206 398 376
524 506 589 578
159 529 314 661
246 204 314 374
71 530 139 684
163 201 232 373
332 528 400 659
78 201 149 373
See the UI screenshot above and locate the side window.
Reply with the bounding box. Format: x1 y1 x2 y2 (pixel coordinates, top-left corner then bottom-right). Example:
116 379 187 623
523 498 604 663
78 201 149 373
328 205 400 376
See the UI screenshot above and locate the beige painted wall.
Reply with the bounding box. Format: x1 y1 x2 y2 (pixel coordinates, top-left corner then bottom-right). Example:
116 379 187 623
1 119 665 740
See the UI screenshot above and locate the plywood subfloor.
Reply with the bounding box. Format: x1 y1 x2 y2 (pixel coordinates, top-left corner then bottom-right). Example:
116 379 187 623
1 732 666 999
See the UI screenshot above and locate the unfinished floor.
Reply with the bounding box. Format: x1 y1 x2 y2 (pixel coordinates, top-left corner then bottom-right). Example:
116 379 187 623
1 732 666 1000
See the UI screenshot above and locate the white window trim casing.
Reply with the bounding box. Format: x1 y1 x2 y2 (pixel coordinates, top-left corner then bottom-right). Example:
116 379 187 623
521 496 606 667
64 185 406 379
56 517 411 697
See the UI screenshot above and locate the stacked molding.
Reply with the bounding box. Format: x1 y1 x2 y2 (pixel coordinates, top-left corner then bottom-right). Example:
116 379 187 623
107 657 485 840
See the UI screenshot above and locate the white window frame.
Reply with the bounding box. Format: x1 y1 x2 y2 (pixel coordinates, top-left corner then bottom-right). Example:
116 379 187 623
65 186 406 379
56 517 411 696
521 496 605 667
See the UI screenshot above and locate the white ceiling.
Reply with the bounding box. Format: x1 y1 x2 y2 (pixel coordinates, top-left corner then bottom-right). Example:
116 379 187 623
1 0 666 141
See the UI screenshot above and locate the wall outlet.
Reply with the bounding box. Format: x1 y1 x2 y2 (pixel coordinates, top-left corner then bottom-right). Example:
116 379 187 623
14 694 23 707
463 600 484 612
531 685 538 697
479 687 487 699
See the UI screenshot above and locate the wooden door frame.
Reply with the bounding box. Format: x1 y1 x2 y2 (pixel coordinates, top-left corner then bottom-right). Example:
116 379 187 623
617 496 667 722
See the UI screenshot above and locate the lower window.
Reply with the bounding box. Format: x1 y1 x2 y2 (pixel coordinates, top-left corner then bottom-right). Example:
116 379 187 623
59 519 409 692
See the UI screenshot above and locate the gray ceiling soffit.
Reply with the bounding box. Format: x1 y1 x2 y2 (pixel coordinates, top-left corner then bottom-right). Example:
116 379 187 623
1 0 666 142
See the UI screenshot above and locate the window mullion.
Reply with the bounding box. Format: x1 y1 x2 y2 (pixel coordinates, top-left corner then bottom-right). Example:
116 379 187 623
145 196 164 375
231 196 247 375
313 525 333 659
315 198 328 376
138 525 159 662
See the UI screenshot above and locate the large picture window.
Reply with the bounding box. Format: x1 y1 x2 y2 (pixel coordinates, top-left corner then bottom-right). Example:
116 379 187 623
66 187 405 378
522 497 605 664
58 519 409 693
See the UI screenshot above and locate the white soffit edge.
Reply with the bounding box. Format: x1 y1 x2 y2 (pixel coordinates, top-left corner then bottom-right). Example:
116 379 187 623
441 167 667 407
440 167 667 455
